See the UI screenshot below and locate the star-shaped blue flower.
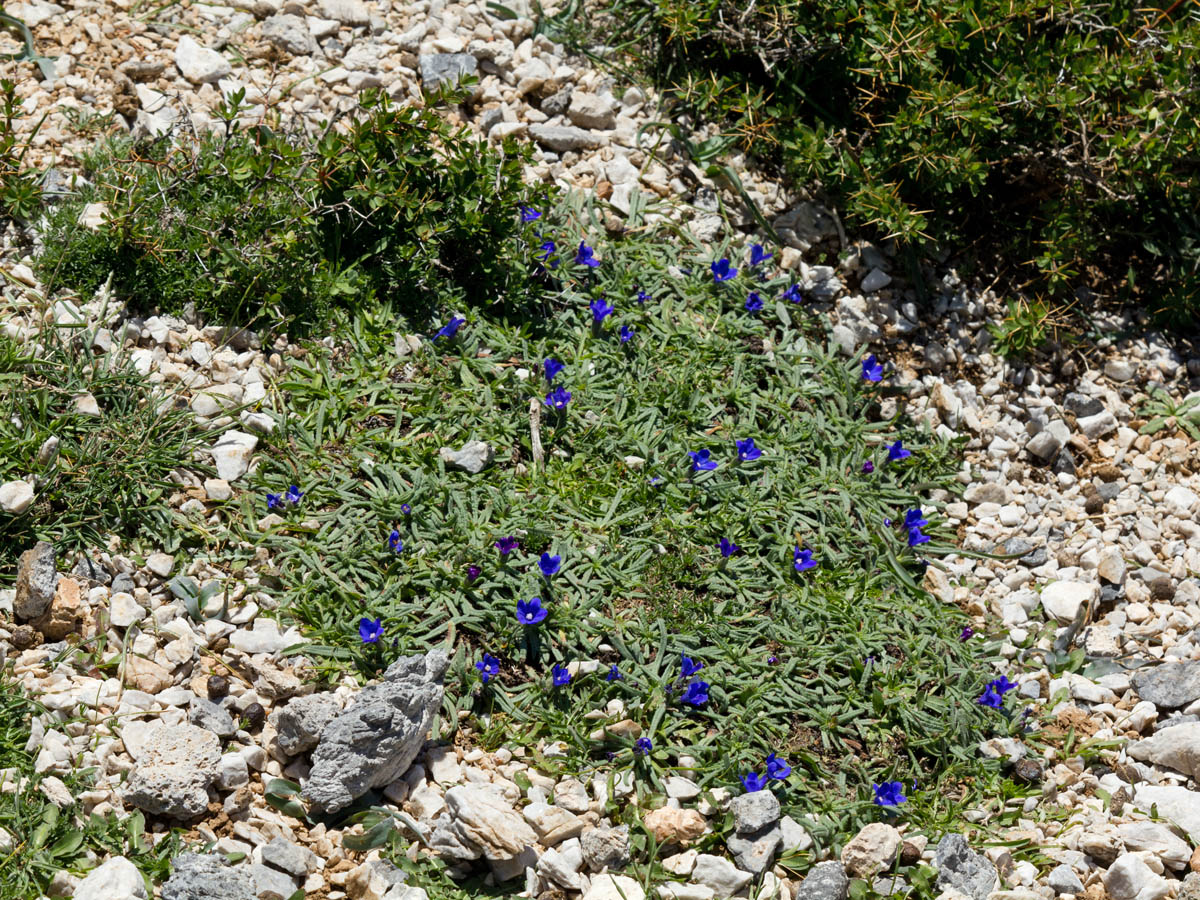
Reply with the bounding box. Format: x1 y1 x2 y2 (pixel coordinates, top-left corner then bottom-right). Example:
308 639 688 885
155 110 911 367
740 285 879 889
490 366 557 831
359 617 383 643
284 485 303 505
545 386 572 410
719 537 739 558
793 546 817 572
740 772 768 792
476 653 500 683
606 664 621 682
736 438 762 461
861 355 883 382
782 284 803 303
619 325 635 344
711 258 738 282
873 781 906 807
689 449 718 471
766 753 791 780
590 298 614 322
635 737 653 755
517 597 548 625
744 292 764 313
387 529 403 554
681 680 709 706
552 664 571 686
681 654 704 677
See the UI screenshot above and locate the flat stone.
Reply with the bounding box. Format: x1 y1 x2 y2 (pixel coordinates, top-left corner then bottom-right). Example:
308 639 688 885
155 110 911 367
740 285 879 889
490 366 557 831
14 541 57 621
74 856 148 900
162 853 255 900
1127 723 1200 779
731 790 780 834
567 92 615 130
1064 393 1104 417
438 784 538 869
146 552 175 578
581 824 630 871
691 854 753 898
1132 661 1200 709
0 480 35 514
175 36 230 84
934 834 997 900
539 836 585 890
419 53 477 88
1040 581 1097 624
643 807 706 845
208 430 258 481
1077 410 1119 440
1103 852 1170 900
318 0 368 22
794 861 848 900
727 823 781 875
1115 822 1193 869
109 591 147 628
189 696 236 738
523 802 586 846
584 875 646 900
304 651 449 813
1026 431 1061 463
1163 486 1199 516
439 441 493 474
860 268 892 292
1047 864 1083 894
529 124 604 152
262 13 316 54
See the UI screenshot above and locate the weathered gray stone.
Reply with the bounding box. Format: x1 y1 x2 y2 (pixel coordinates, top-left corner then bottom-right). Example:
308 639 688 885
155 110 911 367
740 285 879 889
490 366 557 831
438 785 538 873
439 441 494 474
841 822 901 878
726 823 781 875
161 853 255 900
303 650 449 813
1047 864 1083 894
691 854 753 898
1132 661 1200 709
581 824 630 871
248 862 298 900
794 861 848 900
270 692 341 757
567 92 615 130
262 14 317 55
261 837 315 877
74 856 148 900
1064 393 1104 418
934 834 997 900
529 124 604 152
189 696 236 738
1127 723 1200 779
730 790 780 834
419 53 477 88
123 724 221 819
15 541 57 621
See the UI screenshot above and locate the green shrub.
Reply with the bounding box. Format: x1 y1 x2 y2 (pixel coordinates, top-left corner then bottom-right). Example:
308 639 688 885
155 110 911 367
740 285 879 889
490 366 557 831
570 0 1200 320
37 88 549 333
0 79 43 222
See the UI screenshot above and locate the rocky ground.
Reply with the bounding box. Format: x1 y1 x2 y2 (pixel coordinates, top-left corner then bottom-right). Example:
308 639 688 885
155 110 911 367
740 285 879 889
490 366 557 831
3 0 1200 898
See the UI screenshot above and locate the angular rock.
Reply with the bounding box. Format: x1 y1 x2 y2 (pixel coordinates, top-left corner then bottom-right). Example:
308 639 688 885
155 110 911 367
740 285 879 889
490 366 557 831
439 441 493 475
175 36 230 84
248 862 297 900
15 541 57 621
318 0 368 23
0 480 34 515
643 807 707 845
1132 784 1200 842
262 14 316 55
727 823 781 875
1025 432 1061 463
529 124 604 152
1104 853 1170 900
189 697 236 738
31 575 85 640
437 785 537 873
419 53 477 88
1047 864 1083 894
691 854 753 898
1132 661 1200 709
270 692 341 757
523 802 586 845
208 430 258 481
581 824 630 871
109 591 147 628
1116 822 1192 870
934 834 997 900
585 875 646 900
1064 393 1104 418
123 724 221 819
1127 723 1200 779
841 822 901 878
567 92 615 130
345 859 407 900
1040 581 1097 624
304 650 448 813
74 856 148 900
795 862 849 900
1077 411 1118 441
162 853 255 900
731 790 780 834
539 837 585 890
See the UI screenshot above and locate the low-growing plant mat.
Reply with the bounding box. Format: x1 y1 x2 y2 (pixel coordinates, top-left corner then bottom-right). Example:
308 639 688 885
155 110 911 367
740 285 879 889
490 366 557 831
200 200 1015 849
0 330 208 575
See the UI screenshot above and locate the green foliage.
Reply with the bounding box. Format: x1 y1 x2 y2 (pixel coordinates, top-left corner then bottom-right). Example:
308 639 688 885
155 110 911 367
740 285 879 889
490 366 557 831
986 298 1059 359
573 0 1200 320
0 79 44 222
188 198 1018 845
36 87 548 333
0 329 207 576
1137 385 1200 441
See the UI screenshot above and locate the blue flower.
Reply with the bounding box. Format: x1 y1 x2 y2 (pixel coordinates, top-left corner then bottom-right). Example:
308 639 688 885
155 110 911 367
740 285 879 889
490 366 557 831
992 675 1018 695
495 536 519 555
711 258 738 282
538 552 561 577
749 244 773 266
590 298 614 322
285 485 303 505
435 316 466 340
886 440 912 461
401 503 412 516
736 438 762 461
960 626 974 641
719 537 739 558
387 530 403 554
476 653 500 683
619 325 635 344
359 617 383 644
517 597 548 625
689 449 718 471
575 241 600 267
544 358 565 381
766 753 791 780
873 781 907 807
977 685 1002 708
266 492 282 509
740 772 769 792
681 680 709 706
552 664 571 686
744 292 764 313
861 355 883 382
467 564 482 583
636 289 652 304
904 508 928 530
782 284 803 303
545 386 572 410
635 736 653 755
681 654 704 677
793 546 817 572
862 460 875 474
908 528 930 547
606 664 622 681
536 240 557 261
519 204 541 222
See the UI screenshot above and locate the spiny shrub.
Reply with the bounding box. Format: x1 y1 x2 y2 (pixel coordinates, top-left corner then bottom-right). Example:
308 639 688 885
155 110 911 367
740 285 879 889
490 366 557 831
575 0 1200 322
37 87 550 333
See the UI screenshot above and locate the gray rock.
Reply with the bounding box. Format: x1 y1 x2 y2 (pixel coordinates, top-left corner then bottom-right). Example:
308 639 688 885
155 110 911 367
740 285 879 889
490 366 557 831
795 861 848 900
162 853 256 900
247 862 298 900
15 541 57 621
581 824 630 871
1126 722 1200 779
270 692 341 757
1025 431 1061 464
1132 661 1200 709
934 834 997 900
175 36 230 84
727 823 781 874
730 790 780 834
420 53 478 89
437 785 538 875
318 0 368 23
529 124 605 152
111 572 135 594
261 837 314 877
439 441 494 474
72 554 110 586
567 92 616 130
303 650 449 813
1104 359 1135 381
74 856 148 900
1048 864 1083 894
262 14 317 55
1076 410 1118 441
189 697 236 738
1180 872 1200 900
540 86 573 116
691 854 753 898
123 724 221 820
1064 393 1104 418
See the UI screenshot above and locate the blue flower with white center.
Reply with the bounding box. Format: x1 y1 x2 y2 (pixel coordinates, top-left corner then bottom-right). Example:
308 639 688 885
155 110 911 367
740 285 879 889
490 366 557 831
387 530 403 554
637 289 652 304
359 617 383 644
861 355 883 382
545 386 572 410
517 597 548 625
284 485 303 505
552 664 571 686
619 325 635 344
476 653 500 683
689 449 717 471
736 438 762 461
873 781 906 807
711 258 738 282
793 546 817 572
